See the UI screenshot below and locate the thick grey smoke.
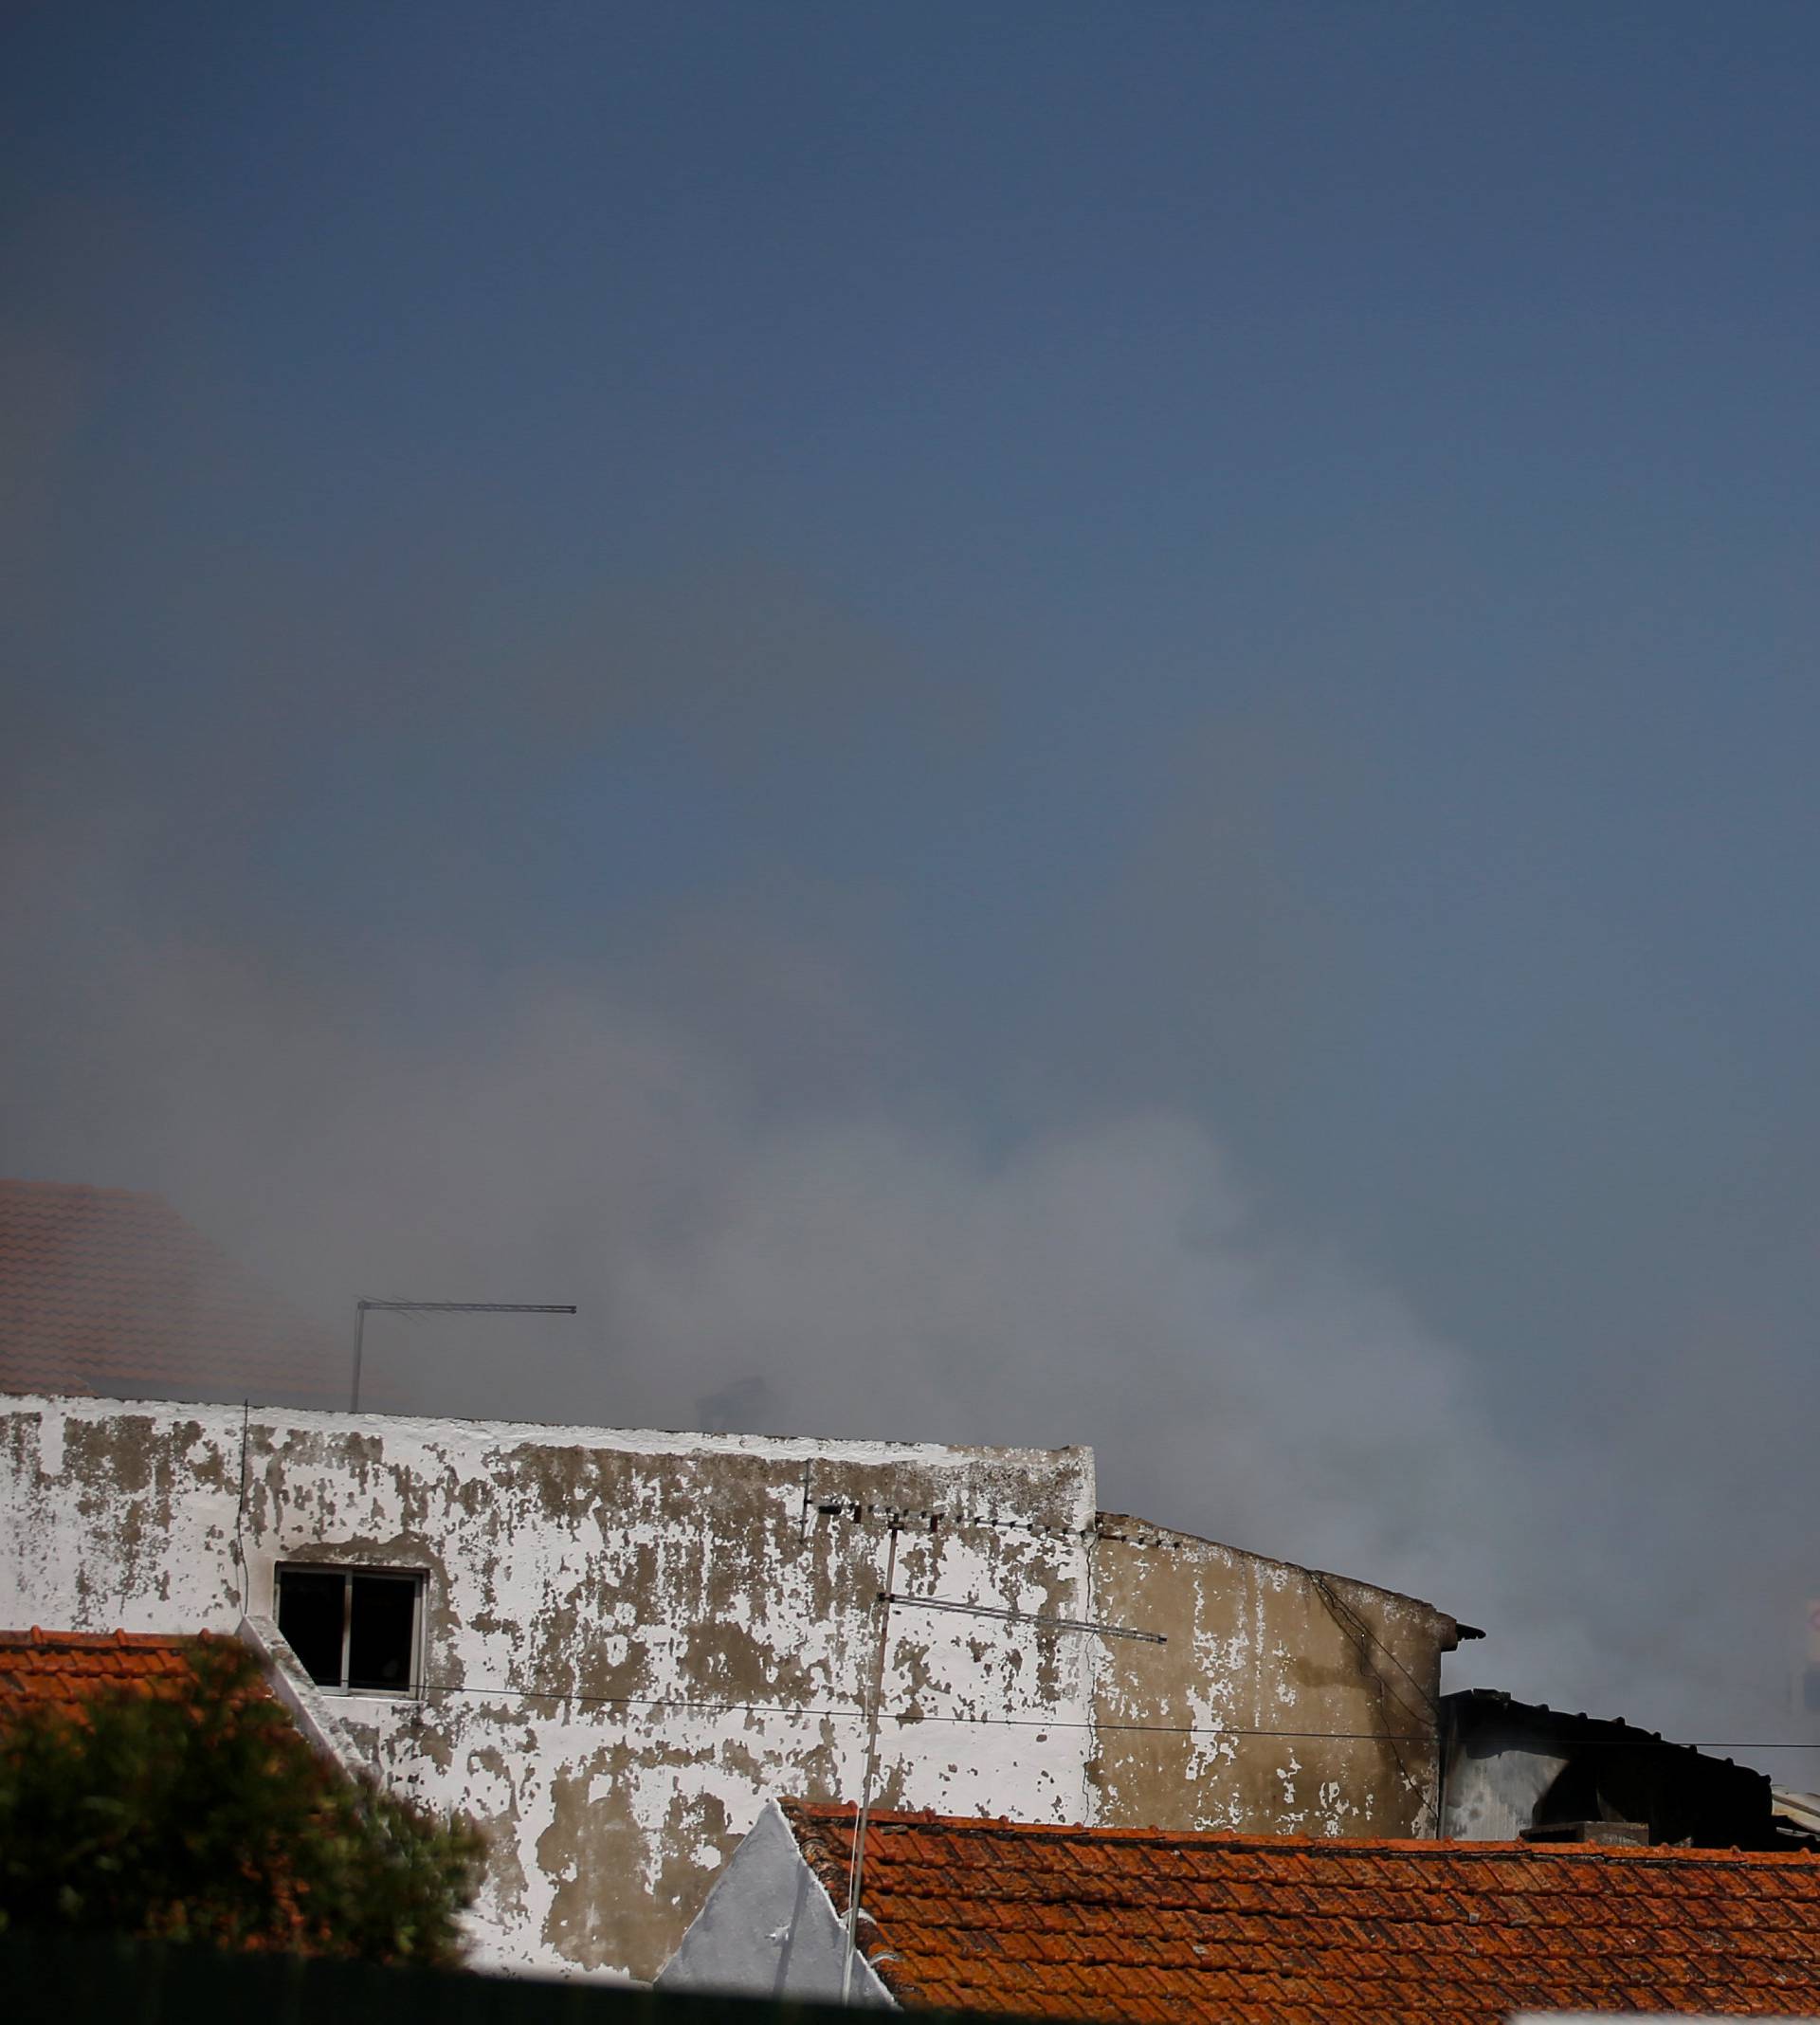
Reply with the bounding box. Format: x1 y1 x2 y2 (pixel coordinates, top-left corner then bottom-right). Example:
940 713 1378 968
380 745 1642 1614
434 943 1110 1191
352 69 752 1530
3 175 1812 1773
6 743 1811 1768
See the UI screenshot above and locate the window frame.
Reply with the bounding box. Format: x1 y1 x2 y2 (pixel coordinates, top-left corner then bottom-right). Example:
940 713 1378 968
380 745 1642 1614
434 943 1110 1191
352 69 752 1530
273 1562 427 1700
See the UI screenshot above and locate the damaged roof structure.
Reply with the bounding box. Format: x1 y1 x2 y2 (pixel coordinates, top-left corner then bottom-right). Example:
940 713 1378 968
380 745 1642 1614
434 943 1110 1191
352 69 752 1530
662 1799 1820 2020
1441 1688 1811 1853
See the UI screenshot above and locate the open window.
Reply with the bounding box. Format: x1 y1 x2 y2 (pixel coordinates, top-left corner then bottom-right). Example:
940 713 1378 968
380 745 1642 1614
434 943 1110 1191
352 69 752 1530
275 1565 425 1696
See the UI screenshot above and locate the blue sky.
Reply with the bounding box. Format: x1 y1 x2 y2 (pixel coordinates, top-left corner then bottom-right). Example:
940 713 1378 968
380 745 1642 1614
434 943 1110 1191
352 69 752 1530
7 4 1820 1731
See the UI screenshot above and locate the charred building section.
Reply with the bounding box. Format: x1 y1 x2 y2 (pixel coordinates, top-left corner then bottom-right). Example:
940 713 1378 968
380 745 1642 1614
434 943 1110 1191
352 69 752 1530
1441 1688 1811 1851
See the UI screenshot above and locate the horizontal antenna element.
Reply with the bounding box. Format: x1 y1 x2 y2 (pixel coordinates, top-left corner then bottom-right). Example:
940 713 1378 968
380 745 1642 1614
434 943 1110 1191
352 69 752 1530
356 1300 578 1315
881 1591 1166 1646
350 1298 577 1412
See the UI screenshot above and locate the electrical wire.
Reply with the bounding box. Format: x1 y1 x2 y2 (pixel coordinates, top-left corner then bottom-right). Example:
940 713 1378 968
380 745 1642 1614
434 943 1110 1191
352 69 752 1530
232 1397 251 1617
1309 1571 1438 1718
229 1442 1808 1763
408 1679 1820 1752
1307 1570 1437 1826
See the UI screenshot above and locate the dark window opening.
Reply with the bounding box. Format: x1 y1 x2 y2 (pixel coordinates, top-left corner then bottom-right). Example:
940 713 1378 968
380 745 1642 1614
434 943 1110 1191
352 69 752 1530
277 1569 345 1688
348 1574 418 1691
276 1565 423 1696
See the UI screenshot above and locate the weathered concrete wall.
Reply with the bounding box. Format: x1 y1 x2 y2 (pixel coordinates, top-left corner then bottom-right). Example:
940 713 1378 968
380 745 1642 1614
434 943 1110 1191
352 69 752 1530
236 1611 366 1774
1088 1515 1457 1838
1 1396 1096 1981
1 1396 1464 1978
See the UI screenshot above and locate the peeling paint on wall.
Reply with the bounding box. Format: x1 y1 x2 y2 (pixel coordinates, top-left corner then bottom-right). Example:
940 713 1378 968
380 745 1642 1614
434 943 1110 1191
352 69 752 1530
3 1398 1097 1979
1 1398 1459 1981
1086 1515 1455 1840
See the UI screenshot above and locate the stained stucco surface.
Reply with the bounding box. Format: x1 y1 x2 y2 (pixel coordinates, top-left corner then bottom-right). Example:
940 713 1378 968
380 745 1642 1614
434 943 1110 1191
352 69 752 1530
1 1397 1096 1979
2 1397 1459 1979
1087 1517 1455 1839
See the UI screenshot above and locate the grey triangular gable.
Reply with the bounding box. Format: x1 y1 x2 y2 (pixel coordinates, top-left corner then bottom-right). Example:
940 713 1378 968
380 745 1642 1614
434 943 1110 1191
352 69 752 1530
656 1802 894 2006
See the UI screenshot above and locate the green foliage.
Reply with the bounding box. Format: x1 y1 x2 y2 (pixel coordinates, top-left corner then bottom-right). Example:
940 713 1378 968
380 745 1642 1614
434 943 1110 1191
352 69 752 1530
0 1636 482 1965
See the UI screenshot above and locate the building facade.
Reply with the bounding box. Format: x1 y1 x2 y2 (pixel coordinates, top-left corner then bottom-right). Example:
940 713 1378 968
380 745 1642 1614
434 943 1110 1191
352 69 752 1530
2 1394 1464 1980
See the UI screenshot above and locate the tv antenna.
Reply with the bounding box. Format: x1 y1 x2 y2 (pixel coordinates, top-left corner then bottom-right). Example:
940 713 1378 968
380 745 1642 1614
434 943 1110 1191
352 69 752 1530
350 1298 577 1413
839 1523 1163 2001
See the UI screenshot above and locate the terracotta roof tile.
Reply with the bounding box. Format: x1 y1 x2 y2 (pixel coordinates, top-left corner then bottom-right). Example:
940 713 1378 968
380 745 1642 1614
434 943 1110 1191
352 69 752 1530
0 1179 346 1408
784 1802 1820 2023
0 1628 275 1724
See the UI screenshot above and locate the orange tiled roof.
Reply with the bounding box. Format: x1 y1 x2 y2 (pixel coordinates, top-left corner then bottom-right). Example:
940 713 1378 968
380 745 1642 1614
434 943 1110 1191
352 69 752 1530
0 1629 247 1723
0 1179 345 1408
783 1801 1820 2022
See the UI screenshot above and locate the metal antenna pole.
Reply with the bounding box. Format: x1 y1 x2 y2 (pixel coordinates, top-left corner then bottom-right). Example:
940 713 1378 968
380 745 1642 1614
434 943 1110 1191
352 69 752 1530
348 1299 577 1414
350 1303 369 1414
837 1570 1161 2002
842 1523 900 2004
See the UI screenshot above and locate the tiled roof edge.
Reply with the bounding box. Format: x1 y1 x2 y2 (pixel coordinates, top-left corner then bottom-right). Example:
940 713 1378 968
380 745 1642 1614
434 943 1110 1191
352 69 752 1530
778 1801 911 2006
780 1801 1820 1868
0 1628 202 1650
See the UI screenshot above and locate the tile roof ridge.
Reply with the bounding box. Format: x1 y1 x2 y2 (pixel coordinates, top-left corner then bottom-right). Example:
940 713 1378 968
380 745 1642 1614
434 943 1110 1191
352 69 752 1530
0 1177 166 1204
779 1800 1820 1865
0 1627 201 1650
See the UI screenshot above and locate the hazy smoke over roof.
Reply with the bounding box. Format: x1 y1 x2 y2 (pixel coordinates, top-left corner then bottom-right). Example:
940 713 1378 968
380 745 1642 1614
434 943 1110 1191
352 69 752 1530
7 2 1820 1782
3 704 1808 1758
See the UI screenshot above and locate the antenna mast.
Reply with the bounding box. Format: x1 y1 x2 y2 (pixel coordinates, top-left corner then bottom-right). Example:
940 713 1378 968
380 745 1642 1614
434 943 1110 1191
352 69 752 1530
349 1298 577 1412
838 1565 1162 2001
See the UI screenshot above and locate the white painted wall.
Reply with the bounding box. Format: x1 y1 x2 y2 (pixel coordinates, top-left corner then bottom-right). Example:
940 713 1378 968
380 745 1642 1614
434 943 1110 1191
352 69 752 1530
2 1392 1460 1979
1 1395 1097 1980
